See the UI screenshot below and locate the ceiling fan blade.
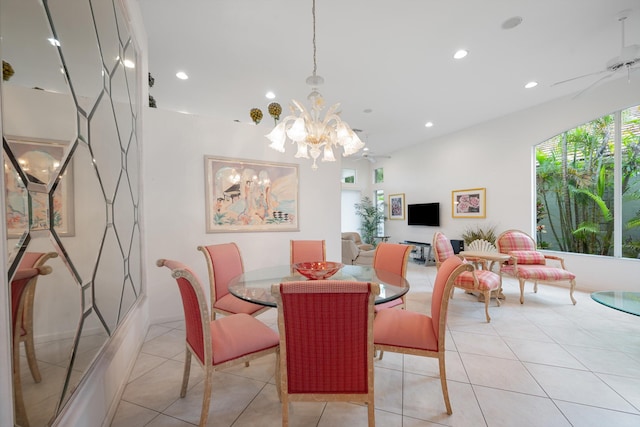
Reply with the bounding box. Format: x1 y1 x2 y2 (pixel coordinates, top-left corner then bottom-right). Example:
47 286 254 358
572 72 614 99
552 69 609 86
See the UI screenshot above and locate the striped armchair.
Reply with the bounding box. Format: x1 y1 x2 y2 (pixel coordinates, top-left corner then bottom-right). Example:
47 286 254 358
496 229 576 305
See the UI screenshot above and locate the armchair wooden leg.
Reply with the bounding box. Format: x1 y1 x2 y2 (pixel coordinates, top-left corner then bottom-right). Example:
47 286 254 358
483 290 491 323
569 279 577 305
24 337 42 383
519 279 526 304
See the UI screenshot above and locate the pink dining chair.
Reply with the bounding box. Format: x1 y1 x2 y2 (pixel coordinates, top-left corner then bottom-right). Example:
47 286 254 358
157 259 279 427
198 243 269 320
495 229 577 305
11 265 53 427
374 256 473 415
289 239 326 264
372 242 412 312
271 280 379 427
433 232 502 322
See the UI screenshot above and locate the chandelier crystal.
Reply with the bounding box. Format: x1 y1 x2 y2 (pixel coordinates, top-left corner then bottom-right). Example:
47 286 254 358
265 0 364 170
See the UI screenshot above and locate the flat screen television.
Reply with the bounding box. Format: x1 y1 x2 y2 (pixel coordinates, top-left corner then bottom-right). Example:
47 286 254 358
407 203 440 226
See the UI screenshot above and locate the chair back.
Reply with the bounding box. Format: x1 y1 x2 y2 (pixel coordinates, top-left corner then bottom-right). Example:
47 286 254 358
290 240 326 264
433 232 455 268
373 242 412 278
10 269 40 333
272 280 379 395
496 229 536 253
467 239 497 252
157 259 210 365
430 257 473 344
198 243 244 304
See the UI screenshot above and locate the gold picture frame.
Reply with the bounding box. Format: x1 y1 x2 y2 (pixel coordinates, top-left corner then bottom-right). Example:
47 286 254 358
204 156 299 232
452 188 486 218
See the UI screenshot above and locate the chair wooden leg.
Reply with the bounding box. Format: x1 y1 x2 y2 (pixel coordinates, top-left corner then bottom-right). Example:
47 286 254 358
483 290 491 323
438 353 452 415
13 340 30 427
533 281 539 293
282 396 290 427
368 398 375 427
180 348 192 398
275 349 282 400
199 368 213 427
519 279 526 304
24 336 42 383
569 279 577 305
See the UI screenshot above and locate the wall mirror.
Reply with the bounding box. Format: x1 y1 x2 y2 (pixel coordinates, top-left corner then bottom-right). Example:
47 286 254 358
1 0 142 425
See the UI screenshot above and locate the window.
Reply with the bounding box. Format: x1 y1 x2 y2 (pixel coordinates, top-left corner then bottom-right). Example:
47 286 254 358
341 168 356 184
535 105 640 258
374 167 384 183
374 189 385 236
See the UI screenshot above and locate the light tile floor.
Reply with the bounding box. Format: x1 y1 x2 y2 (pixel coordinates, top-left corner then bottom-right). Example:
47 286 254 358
112 263 640 426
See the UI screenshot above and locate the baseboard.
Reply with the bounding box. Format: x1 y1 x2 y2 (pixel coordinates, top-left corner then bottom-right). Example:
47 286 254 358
51 295 149 427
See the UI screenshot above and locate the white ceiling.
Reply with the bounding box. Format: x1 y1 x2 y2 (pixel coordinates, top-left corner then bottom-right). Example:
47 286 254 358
139 0 640 156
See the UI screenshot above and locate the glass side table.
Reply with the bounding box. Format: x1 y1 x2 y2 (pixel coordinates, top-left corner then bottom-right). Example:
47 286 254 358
590 291 640 316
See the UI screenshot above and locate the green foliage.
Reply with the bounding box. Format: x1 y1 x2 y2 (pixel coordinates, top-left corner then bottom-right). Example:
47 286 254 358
461 225 496 245
536 108 640 257
354 196 385 246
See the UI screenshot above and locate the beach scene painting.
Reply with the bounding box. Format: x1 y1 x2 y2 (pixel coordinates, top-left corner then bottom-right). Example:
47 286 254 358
204 156 299 232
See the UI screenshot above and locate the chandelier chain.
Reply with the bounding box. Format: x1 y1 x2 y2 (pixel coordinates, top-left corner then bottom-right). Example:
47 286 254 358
312 0 317 76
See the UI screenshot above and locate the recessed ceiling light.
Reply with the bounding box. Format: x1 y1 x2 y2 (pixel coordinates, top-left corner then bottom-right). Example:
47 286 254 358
425 122 434 128
525 81 538 89
266 91 276 99
48 38 60 46
176 71 189 80
502 16 523 30
453 50 468 59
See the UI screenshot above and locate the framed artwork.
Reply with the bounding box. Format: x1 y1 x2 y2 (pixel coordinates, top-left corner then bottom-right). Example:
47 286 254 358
389 193 405 220
452 188 486 218
204 156 299 232
4 137 75 238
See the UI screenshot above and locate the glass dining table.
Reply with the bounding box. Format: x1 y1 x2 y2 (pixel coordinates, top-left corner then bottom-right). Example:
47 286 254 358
228 264 410 307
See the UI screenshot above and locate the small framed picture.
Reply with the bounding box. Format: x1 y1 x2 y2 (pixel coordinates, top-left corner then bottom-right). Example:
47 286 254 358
452 188 486 218
389 193 405 220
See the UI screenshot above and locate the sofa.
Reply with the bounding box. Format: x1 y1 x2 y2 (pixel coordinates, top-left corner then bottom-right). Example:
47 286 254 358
342 238 375 266
341 232 375 251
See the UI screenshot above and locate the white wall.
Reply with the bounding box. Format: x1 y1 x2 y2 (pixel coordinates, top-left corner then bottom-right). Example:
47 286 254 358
143 108 343 323
380 76 640 292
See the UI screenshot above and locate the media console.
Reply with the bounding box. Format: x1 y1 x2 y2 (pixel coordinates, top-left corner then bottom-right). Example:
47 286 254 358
403 240 434 265
403 239 464 266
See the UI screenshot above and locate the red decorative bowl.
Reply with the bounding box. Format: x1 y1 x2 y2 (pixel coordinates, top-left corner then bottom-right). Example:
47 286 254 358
293 261 343 280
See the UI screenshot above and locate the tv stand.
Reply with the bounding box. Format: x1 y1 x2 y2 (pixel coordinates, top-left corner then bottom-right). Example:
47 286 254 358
403 241 434 266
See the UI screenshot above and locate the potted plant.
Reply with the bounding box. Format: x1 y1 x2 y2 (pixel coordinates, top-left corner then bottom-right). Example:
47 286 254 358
354 196 385 247
461 225 497 245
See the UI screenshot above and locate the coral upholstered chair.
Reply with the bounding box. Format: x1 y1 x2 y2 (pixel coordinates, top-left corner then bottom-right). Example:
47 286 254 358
11 265 53 427
496 229 577 305
272 280 379 427
372 242 412 312
374 256 473 415
433 232 502 322
157 259 279 427
290 239 326 264
198 243 269 319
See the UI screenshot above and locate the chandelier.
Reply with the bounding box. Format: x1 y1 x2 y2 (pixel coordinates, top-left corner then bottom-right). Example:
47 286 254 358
265 0 364 170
